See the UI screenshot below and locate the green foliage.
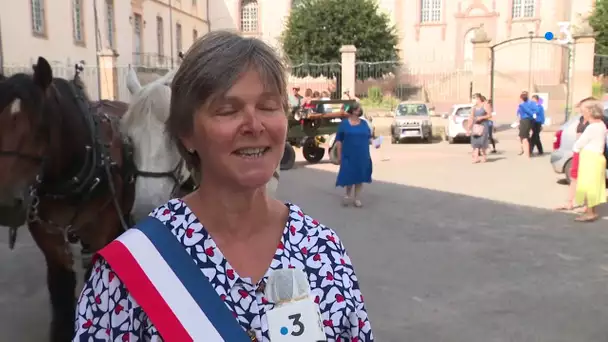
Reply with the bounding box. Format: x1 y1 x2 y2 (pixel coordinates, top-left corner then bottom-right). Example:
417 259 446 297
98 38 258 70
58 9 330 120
367 86 383 102
589 0 608 54
592 80 605 98
282 0 399 78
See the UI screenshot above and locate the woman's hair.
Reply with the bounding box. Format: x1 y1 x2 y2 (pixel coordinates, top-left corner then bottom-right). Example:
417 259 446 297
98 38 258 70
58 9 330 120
305 88 313 97
346 102 363 117
472 93 486 102
520 91 529 101
167 30 288 173
312 91 320 98
487 98 493 106
580 98 604 119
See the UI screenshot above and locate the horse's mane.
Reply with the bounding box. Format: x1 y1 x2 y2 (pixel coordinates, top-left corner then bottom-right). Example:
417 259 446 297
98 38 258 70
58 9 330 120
120 69 177 136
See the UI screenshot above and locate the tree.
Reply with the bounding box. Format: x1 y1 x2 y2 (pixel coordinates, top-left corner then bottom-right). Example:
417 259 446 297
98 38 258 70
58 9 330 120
589 0 608 55
281 0 399 79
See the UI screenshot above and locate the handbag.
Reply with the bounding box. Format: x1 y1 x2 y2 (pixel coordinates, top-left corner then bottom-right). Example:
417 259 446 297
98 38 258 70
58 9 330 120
98 216 251 342
471 123 485 137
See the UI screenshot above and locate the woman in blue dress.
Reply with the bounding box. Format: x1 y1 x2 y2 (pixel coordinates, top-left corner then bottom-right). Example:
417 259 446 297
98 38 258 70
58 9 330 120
335 103 373 207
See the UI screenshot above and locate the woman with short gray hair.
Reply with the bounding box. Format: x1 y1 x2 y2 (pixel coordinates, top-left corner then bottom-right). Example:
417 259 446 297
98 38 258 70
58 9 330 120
74 31 373 341
572 97 607 222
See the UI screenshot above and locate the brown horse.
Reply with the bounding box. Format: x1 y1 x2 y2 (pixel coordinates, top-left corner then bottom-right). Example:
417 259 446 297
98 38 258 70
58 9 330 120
0 57 134 341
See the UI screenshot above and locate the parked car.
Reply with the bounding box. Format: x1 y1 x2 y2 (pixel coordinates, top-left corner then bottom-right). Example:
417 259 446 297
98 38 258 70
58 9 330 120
550 101 608 183
444 104 472 144
443 104 497 143
390 102 433 143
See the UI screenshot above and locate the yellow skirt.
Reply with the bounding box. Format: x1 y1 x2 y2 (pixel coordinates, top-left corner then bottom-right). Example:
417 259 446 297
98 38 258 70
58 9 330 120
575 149 607 208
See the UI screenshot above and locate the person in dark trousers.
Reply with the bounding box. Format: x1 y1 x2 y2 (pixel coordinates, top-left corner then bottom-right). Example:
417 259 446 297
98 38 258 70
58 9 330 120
517 91 536 158
529 95 545 155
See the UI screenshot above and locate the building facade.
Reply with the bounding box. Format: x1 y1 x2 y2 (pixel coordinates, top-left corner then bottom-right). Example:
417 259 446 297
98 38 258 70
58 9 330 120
0 0 209 70
0 0 598 113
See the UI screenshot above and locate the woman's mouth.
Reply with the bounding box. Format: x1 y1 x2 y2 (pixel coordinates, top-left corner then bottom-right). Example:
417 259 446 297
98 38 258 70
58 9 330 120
233 147 271 158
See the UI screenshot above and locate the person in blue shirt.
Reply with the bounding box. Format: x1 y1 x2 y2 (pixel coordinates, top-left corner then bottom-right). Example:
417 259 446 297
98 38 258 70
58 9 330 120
517 91 537 158
529 95 545 155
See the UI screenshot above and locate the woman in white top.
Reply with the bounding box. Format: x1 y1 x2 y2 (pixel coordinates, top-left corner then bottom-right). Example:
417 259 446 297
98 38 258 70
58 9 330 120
572 98 607 222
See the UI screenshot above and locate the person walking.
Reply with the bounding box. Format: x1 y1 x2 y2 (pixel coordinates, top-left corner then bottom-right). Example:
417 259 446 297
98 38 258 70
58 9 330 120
555 114 588 212
467 93 492 163
335 102 373 207
517 91 536 158
530 94 545 155
572 98 607 222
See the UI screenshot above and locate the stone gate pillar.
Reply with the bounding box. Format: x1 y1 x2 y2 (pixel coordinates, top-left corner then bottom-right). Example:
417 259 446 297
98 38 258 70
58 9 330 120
340 45 357 95
471 25 492 99
97 49 118 101
570 23 596 105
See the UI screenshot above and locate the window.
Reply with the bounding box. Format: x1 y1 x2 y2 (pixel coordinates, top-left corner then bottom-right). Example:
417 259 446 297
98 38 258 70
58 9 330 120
133 13 143 65
31 0 46 35
157 16 164 60
512 0 535 19
420 0 441 23
193 29 198 42
176 23 183 53
105 0 115 49
72 0 84 44
240 0 258 33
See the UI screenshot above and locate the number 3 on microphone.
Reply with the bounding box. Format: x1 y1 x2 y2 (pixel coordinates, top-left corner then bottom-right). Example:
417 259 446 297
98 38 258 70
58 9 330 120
266 300 327 341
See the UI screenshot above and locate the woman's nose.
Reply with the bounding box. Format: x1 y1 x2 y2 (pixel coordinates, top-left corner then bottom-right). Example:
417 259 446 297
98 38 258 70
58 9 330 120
241 106 264 134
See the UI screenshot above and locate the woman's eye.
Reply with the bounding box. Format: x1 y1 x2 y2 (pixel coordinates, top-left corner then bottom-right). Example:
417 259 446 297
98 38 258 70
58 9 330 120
258 102 280 111
216 106 237 115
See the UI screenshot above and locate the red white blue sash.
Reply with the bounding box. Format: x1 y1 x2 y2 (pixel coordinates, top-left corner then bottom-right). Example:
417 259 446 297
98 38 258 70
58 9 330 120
98 216 251 342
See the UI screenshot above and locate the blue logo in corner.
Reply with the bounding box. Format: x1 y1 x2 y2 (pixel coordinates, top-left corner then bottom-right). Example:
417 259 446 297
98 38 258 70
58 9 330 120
280 326 289 335
544 32 554 41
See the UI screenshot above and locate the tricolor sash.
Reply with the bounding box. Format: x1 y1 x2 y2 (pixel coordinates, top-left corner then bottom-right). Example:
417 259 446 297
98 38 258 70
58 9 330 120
98 216 251 342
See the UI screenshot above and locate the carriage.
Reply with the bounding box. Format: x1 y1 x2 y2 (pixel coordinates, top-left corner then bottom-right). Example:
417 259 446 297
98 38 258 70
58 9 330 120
280 99 356 170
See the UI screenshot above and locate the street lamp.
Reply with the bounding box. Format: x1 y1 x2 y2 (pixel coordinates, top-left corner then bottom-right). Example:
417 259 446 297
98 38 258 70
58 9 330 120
557 22 574 121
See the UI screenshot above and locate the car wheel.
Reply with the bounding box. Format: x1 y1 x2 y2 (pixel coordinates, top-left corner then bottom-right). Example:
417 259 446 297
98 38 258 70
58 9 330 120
563 158 572 185
391 136 399 144
448 136 455 144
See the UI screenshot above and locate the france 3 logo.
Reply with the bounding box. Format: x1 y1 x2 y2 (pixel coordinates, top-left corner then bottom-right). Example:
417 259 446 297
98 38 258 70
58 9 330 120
544 22 573 44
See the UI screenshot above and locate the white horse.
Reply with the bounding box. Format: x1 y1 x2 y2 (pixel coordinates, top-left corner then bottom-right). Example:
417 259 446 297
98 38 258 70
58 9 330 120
122 66 279 221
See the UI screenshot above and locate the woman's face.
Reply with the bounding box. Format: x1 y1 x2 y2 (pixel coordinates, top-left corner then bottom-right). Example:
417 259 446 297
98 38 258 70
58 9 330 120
184 68 287 190
473 96 481 105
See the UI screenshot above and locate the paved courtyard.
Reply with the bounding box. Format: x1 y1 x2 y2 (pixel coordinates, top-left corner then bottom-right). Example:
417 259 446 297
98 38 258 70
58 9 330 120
1 130 608 341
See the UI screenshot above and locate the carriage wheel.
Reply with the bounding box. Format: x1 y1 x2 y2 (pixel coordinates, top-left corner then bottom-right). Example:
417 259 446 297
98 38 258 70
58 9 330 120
280 142 296 170
303 144 325 163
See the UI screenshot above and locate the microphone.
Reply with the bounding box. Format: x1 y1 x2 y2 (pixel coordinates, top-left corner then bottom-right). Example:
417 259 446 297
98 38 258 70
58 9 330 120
265 269 327 341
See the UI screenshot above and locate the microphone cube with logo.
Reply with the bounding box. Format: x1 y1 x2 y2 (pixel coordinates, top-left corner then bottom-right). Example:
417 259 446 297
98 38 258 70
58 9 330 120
265 269 327 341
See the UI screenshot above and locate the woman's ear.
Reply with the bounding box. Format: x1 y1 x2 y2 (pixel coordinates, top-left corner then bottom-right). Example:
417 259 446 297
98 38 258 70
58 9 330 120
180 136 195 154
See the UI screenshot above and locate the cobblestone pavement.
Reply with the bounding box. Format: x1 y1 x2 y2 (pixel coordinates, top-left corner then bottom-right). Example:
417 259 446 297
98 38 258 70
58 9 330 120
1 130 608 341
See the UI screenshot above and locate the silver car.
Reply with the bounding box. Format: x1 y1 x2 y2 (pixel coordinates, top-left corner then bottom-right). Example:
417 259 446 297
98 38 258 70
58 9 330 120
550 101 608 183
390 102 433 143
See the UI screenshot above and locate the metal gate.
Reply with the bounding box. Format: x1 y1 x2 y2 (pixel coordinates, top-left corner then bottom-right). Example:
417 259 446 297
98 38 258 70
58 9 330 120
490 35 572 119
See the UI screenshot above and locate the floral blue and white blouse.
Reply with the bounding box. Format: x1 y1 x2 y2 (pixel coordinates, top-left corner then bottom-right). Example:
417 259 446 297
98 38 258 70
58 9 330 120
74 199 373 341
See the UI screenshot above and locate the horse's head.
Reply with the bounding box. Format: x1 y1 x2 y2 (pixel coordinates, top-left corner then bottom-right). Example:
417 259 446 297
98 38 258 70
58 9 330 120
0 57 54 197
122 68 192 220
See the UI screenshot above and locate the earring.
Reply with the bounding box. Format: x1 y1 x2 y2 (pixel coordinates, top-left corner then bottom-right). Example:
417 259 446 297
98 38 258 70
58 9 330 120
188 148 195 154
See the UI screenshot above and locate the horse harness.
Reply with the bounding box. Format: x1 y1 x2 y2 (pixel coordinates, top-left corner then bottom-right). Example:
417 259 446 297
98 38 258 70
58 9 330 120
1 78 135 249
